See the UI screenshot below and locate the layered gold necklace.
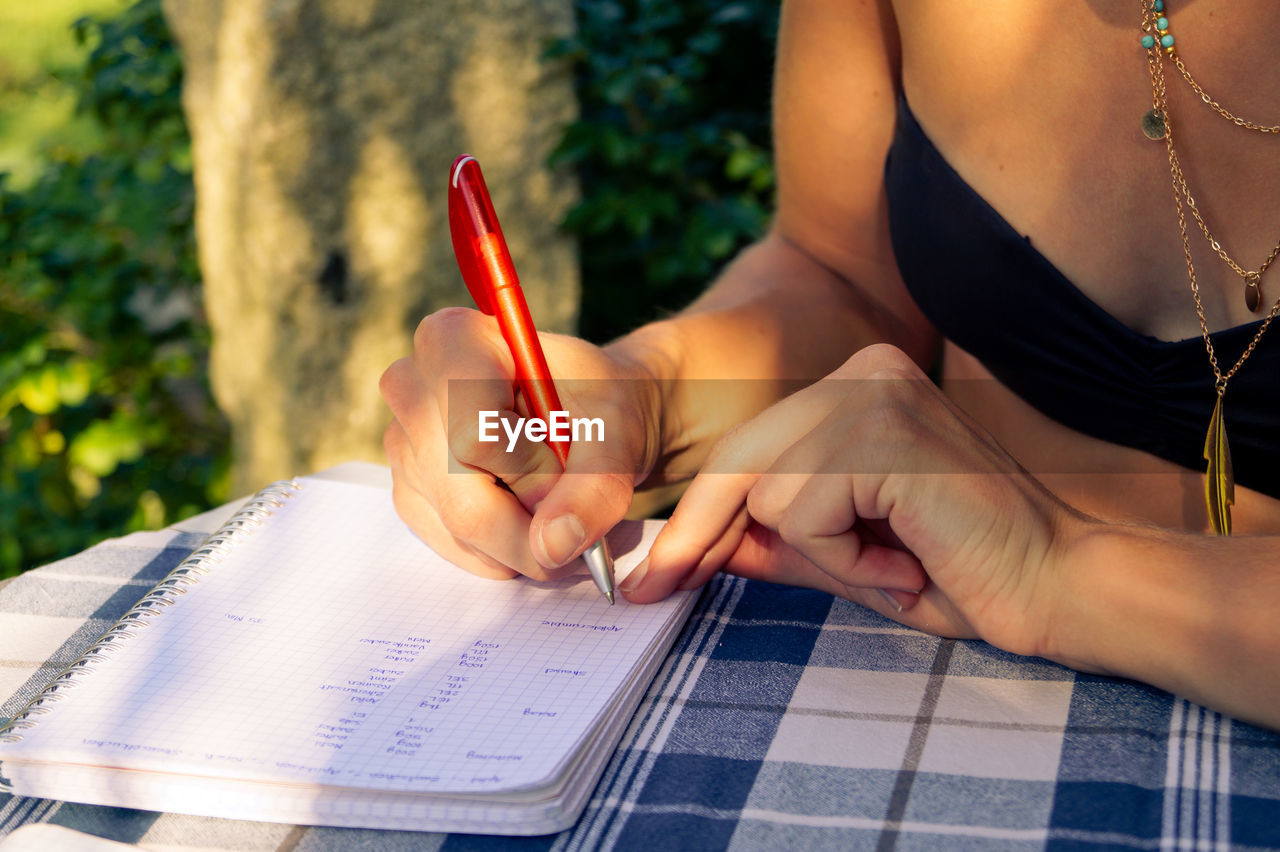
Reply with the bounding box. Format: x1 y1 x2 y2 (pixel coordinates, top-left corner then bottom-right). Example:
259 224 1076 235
1138 0 1280 534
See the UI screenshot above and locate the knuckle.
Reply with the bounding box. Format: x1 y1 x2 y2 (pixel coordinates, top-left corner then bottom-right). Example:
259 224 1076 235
390 481 423 530
378 357 414 407
853 342 915 372
448 408 515 467
745 484 780 527
503 470 556 511
866 365 919 386
464 553 521 581
383 419 405 457
860 403 914 445
853 370 923 419
435 490 489 544
852 405 918 475
445 413 483 463
415 306 476 350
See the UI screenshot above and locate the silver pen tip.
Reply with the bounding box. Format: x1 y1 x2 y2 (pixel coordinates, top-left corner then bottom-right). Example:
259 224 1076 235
582 539 615 604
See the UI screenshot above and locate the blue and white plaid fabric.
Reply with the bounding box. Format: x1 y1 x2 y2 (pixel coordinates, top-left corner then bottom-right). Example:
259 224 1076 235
2 530 1277 850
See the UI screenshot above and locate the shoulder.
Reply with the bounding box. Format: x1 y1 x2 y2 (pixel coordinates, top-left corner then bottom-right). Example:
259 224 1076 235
773 1 937 359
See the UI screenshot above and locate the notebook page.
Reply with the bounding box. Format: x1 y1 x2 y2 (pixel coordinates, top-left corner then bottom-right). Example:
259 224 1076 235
4 478 693 795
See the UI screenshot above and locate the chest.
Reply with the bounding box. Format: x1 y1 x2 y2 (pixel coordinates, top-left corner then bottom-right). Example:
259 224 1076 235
893 0 1280 341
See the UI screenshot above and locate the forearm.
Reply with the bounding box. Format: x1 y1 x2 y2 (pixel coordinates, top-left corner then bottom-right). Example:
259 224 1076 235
605 230 936 483
1049 523 1280 729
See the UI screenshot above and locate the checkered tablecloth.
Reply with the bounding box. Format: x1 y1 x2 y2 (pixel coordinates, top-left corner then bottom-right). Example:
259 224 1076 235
1 528 1277 850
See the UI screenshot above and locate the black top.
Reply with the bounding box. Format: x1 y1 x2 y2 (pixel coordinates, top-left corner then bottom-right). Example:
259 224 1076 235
885 95 1280 497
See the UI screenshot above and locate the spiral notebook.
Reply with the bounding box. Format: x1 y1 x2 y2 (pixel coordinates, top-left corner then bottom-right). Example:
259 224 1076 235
0 477 696 835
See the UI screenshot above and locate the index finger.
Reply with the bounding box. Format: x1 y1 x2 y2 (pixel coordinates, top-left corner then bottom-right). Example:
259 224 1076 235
619 470 757 603
622 379 847 602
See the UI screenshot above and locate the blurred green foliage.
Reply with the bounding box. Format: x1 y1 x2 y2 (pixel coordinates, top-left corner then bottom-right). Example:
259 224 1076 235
547 0 779 343
0 0 227 577
0 0 776 577
0 0 127 188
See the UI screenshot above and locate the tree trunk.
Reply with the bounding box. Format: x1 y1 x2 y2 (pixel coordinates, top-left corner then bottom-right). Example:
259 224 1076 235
163 0 580 494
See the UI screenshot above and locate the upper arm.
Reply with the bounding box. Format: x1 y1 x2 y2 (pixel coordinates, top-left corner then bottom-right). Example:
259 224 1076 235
771 0 938 365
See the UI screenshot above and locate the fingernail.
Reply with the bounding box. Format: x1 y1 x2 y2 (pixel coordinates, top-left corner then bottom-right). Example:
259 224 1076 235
619 557 649 593
876 588 904 614
537 514 586 567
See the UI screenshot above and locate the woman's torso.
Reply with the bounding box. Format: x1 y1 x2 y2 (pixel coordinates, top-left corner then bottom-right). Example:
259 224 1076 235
886 0 1280 532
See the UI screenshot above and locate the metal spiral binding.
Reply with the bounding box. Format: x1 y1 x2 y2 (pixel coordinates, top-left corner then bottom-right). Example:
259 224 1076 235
0 479 302 746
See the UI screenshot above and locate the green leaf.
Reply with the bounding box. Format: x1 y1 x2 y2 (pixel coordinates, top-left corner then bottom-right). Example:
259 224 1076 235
16 368 61 415
68 413 148 477
57 361 94 406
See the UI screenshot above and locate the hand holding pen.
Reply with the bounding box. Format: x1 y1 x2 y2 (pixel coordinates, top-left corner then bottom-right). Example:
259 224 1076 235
381 153 662 599
447 155 615 602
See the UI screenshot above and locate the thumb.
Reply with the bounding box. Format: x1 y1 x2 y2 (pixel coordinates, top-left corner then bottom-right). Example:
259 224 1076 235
528 443 637 573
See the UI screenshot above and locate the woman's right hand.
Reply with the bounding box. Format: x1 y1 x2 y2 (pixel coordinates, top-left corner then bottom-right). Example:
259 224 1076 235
379 307 664 581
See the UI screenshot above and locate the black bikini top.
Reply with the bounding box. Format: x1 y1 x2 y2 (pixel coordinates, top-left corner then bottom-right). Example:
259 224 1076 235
885 95 1280 498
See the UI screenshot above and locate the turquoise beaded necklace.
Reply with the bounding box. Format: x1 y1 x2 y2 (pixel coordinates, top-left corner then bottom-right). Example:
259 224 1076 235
1137 0 1280 534
1139 0 1280 315
1139 1 1279 137
1139 0 1174 52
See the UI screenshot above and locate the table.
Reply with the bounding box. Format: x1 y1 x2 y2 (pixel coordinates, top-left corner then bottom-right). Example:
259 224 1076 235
1 465 1277 850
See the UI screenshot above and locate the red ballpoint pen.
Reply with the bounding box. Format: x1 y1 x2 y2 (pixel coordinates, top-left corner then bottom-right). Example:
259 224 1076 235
448 154 615 603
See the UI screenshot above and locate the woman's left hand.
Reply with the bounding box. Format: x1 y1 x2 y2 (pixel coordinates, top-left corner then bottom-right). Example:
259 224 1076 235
620 344 1095 659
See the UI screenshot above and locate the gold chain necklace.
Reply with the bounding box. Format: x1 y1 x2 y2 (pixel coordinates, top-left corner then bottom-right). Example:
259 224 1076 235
1140 2 1280 313
1139 0 1280 535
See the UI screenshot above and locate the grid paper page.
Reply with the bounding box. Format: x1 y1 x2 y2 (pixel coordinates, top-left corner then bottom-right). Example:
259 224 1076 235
3 478 691 796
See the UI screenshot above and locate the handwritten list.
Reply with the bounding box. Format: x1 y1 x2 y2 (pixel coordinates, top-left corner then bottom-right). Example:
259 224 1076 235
12 479 687 795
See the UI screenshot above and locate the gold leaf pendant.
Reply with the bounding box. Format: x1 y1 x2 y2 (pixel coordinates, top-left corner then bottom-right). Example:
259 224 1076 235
1203 393 1234 535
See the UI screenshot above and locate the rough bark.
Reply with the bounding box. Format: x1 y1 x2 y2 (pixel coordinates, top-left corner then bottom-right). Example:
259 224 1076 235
163 0 580 493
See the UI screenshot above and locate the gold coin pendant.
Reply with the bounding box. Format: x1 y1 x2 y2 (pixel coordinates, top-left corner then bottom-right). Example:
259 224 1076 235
1141 109 1168 140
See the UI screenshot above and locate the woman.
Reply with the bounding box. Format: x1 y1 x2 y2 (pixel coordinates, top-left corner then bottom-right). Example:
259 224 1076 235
380 0 1280 729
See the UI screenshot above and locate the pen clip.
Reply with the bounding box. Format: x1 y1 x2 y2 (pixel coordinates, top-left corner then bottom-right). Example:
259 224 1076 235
449 155 495 316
